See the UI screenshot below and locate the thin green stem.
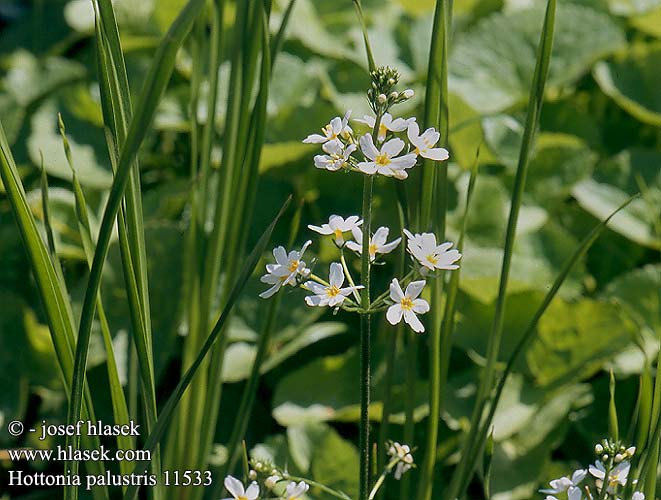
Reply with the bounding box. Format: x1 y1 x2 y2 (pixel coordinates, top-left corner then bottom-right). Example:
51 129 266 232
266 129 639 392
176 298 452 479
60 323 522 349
282 474 352 500
341 249 363 302
369 457 401 500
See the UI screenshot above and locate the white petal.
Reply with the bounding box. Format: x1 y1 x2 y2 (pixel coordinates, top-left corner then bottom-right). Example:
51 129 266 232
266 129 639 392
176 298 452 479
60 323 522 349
224 476 245 498
355 115 375 127
351 226 363 244
388 116 409 131
345 241 362 253
372 226 390 246
273 246 288 265
305 295 323 307
303 133 327 144
246 482 260 500
359 134 379 160
381 137 405 157
389 154 418 169
259 282 282 299
357 161 378 175
405 280 426 299
308 224 333 235
304 281 326 294
571 469 587 485
412 298 430 314
378 237 401 255
407 120 420 142
567 486 582 500
420 128 440 147
403 310 425 333
389 278 404 302
329 262 344 287
421 147 449 161
386 304 404 325
322 140 344 155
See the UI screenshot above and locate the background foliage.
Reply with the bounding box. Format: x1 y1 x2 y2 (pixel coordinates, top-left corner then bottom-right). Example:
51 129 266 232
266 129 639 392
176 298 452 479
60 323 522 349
0 0 659 499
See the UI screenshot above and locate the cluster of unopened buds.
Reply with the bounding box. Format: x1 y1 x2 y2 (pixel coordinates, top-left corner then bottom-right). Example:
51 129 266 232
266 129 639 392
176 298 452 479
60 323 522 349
539 439 643 500
258 213 461 333
387 441 415 480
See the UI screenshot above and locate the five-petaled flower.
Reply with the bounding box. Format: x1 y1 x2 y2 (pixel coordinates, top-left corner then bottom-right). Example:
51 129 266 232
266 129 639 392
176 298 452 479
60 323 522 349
386 279 430 333
355 112 411 143
346 226 401 261
407 121 449 161
304 263 363 308
222 475 259 500
387 442 414 480
303 111 352 148
314 142 356 171
259 241 312 299
357 135 417 179
308 215 363 246
404 229 461 273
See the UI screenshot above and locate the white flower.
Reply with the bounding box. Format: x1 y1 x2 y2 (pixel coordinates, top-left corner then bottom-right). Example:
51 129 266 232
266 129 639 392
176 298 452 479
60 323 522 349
540 469 587 495
285 480 309 500
403 89 414 99
303 111 352 147
403 229 461 272
304 263 363 307
357 135 417 179
354 113 411 142
387 442 414 480
386 279 430 333
346 226 401 261
222 475 259 500
313 142 356 171
407 121 449 161
589 460 630 491
259 241 312 299
632 492 645 500
308 215 363 246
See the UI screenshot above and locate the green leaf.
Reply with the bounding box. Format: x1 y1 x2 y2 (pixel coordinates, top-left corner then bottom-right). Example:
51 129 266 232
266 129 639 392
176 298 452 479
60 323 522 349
526 298 638 386
593 43 661 126
450 3 625 113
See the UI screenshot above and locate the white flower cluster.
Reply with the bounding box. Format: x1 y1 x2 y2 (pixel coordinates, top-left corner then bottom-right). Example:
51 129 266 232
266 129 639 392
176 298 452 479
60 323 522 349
387 441 415 480
223 475 309 500
259 214 461 334
303 111 449 179
540 441 642 500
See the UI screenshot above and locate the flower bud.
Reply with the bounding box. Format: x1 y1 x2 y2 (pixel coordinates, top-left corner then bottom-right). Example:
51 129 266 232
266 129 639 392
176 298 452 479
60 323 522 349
390 91 399 99
388 78 396 85
615 453 624 463
403 89 414 99
626 446 636 457
378 93 387 104
602 454 609 462
249 469 257 480
595 444 604 454
265 475 280 489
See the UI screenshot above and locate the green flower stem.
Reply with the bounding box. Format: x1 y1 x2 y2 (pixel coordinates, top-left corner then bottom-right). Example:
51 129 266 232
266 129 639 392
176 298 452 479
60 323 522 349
400 330 417 500
369 456 401 500
341 248 363 302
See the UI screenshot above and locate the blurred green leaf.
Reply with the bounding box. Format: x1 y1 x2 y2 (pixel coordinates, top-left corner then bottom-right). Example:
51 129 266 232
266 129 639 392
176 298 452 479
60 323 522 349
450 3 625 113
593 43 661 126
526 298 637 385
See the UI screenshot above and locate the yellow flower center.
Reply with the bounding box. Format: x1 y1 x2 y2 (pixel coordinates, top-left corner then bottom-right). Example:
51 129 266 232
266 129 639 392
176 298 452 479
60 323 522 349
426 254 438 265
326 285 341 297
334 228 343 239
369 243 378 256
323 124 337 139
379 123 388 138
375 153 391 166
400 297 413 310
288 260 299 272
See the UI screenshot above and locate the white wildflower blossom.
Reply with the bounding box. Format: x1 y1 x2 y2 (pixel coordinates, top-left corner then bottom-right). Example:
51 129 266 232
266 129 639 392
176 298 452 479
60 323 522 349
313 142 356 171
346 226 401 261
304 263 363 308
222 476 259 500
354 112 411 142
403 229 461 272
357 135 417 179
387 442 414 480
308 215 363 246
303 111 352 147
407 121 449 161
285 480 309 500
589 460 630 491
386 279 430 333
259 241 312 299
632 492 645 500
540 469 587 495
